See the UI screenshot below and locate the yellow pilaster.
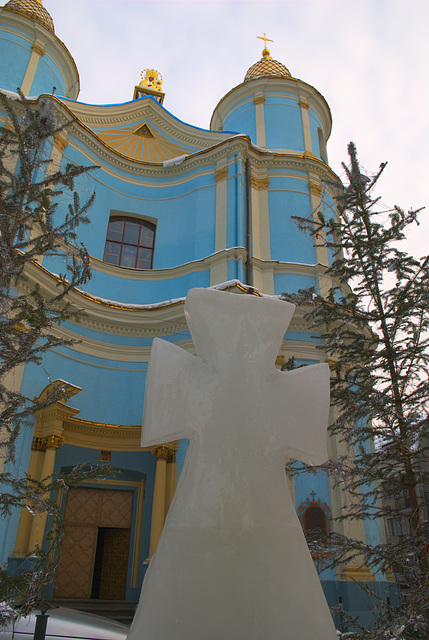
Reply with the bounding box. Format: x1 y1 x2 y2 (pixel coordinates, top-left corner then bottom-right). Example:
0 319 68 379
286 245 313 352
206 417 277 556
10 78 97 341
148 445 170 558
31 132 69 265
165 449 178 518
21 39 46 96
211 163 228 284
49 132 69 172
253 94 266 148
12 438 46 556
308 177 331 298
250 173 273 294
299 97 315 157
12 382 80 556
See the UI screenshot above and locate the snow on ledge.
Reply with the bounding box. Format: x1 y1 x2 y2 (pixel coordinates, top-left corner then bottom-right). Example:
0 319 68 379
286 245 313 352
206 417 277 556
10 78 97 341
163 155 188 167
0 89 38 101
76 280 262 310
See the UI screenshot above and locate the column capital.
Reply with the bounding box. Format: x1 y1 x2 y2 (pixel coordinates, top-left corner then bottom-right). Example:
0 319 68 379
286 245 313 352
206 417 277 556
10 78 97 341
167 450 176 463
215 167 228 183
32 436 46 452
32 434 65 451
251 175 269 190
151 445 173 461
308 180 323 196
44 434 65 450
53 132 69 152
253 95 265 105
32 39 46 57
299 97 310 110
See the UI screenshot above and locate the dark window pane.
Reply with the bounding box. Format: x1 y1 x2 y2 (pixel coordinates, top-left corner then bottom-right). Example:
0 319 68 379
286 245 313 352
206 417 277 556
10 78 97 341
137 247 153 269
304 507 326 533
107 219 124 242
139 224 155 247
123 220 140 245
120 244 137 267
104 241 121 265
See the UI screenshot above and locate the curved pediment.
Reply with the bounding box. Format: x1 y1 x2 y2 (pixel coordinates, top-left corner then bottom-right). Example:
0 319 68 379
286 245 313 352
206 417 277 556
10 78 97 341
60 95 234 163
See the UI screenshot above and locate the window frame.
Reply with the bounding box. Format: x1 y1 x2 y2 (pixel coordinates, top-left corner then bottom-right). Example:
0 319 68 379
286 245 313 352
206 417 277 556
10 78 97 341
103 214 156 270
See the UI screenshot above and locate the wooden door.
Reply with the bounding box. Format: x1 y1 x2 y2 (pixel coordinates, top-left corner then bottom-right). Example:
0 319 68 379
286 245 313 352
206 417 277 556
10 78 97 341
54 487 133 599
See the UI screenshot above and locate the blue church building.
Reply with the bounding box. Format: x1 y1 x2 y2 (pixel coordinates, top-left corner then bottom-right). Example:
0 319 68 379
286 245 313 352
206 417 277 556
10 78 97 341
0 0 395 626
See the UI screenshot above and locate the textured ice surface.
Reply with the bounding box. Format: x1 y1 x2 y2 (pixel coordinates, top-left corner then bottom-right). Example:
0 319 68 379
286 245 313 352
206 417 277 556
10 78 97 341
127 288 337 640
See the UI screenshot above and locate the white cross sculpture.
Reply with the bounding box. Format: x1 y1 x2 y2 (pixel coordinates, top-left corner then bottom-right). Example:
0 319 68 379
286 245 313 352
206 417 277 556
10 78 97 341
127 288 337 640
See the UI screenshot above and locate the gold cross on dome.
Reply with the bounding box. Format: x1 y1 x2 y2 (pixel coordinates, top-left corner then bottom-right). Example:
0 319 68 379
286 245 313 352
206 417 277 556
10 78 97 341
257 33 274 49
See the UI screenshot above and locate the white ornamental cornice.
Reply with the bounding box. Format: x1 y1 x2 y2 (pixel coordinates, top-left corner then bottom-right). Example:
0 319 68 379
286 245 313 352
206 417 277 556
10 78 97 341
19 260 249 337
58 96 232 150
63 122 340 189
250 257 319 279
53 324 197 361
279 338 326 362
90 246 247 280
20 257 325 346
20 96 341 187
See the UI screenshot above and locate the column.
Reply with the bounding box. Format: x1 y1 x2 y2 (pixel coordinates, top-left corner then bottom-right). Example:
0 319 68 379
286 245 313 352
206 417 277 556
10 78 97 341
165 449 178 518
148 445 170 558
27 435 65 553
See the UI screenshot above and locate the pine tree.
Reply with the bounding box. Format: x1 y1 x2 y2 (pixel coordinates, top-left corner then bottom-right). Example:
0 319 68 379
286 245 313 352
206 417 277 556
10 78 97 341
282 143 429 638
0 90 108 624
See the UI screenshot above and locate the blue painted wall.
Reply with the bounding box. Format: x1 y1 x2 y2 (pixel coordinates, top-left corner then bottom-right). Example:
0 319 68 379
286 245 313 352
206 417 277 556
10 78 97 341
29 52 67 97
0 29 32 90
264 95 305 151
222 97 256 143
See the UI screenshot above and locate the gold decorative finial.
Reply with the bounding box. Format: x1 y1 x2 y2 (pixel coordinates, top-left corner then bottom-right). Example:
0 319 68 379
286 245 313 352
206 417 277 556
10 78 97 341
139 69 163 93
257 33 274 59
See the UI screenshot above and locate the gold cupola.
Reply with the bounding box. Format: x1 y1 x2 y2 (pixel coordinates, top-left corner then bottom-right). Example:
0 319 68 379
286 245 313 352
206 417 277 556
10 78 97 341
2 0 54 33
244 34 291 82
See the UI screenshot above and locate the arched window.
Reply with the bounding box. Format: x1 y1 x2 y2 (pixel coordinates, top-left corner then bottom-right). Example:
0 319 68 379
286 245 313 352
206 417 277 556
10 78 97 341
104 215 156 269
304 506 327 534
298 493 331 535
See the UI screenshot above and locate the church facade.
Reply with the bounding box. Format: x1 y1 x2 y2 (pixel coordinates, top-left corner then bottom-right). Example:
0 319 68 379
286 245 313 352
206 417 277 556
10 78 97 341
0 0 394 624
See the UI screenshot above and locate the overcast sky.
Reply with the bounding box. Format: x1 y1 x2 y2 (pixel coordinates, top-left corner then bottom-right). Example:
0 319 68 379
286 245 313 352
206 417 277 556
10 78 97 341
42 0 429 258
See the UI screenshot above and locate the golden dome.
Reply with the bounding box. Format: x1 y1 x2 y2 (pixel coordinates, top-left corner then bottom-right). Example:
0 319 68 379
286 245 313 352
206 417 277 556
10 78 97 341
2 0 55 33
244 48 291 82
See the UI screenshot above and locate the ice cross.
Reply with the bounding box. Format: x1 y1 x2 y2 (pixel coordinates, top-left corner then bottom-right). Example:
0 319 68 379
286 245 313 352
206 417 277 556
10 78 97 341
128 288 337 640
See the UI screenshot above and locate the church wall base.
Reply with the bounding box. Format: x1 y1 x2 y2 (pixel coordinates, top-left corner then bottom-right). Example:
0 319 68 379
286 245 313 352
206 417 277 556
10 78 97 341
321 579 400 631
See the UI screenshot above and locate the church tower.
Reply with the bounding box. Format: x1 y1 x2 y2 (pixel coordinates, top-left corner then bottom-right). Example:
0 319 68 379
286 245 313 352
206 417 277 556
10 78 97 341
0 0 79 97
210 39 335 301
